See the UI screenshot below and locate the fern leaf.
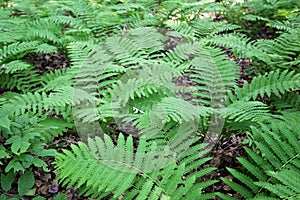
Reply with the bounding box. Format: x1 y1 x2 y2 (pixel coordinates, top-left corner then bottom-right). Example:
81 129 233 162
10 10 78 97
0 60 33 74
223 101 270 122
255 28 300 68
224 122 300 199
0 41 40 63
200 33 270 62
221 177 253 198
55 134 138 199
227 70 300 102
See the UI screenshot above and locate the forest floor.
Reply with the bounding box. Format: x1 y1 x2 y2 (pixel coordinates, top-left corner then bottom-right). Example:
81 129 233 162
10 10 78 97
1 49 254 200
0 17 278 200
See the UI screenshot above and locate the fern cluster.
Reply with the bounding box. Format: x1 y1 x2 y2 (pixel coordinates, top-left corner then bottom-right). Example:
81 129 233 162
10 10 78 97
0 0 299 199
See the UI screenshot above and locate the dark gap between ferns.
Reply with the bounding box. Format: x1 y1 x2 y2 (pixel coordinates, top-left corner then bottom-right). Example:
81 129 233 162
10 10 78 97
242 21 280 40
202 134 247 200
23 52 71 74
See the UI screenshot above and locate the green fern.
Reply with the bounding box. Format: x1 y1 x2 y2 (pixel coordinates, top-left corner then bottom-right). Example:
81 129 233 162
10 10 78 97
227 69 300 103
0 60 33 74
222 122 300 199
267 20 300 31
0 41 40 63
55 131 216 199
191 18 241 38
271 91 300 110
55 134 138 199
1 0 300 199
223 101 271 123
70 28 238 129
0 67 42 92
200 33 270 62
255 28 300 69
188 46 239 106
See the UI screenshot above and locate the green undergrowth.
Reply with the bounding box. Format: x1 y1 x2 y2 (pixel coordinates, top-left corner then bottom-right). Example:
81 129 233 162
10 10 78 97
0 0 299 199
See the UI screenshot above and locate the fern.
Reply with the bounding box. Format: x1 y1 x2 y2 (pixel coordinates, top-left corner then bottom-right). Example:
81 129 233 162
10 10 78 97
267 20 300 31
0 86 85 119
0 41 40 63
222 122 300 199
164 20 195 39
271 91 300 110
55 134 138 199
0 67 42 92
1 0 300 198
223 101 271 123
38 68 74 92
25 19 61 43
0 60 33 74
227 69 300 103
188 46 239 106
55 131 216 199
70 28 233 128
126 13 160 28
255 28 300 69
191 18 241 37
200 33 270 62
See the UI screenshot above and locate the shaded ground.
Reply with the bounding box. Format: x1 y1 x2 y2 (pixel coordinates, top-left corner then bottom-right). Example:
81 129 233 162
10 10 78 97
23 52 70 74
1 51 254 200
203 135 247 199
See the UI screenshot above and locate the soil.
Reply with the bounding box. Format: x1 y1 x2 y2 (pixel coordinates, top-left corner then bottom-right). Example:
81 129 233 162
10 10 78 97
203 134 247 199
23 52 70 74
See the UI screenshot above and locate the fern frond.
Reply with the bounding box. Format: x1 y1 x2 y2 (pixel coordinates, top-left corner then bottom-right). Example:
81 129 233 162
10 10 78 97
55 134 138 199
189 46 239 106
34 118 73 140
47 15 87 29
200 33 270 62
242 14 269 22
267 20 300 31
255 28 300 68
165 43 238 106
255 169 300 199
128 27 167 50
110 64 179 105
223 101 270 122
0 60 33 74
224 122 300 199
164 20 195 39
222 177 253 198
0 41 40 63
25 19 61 43
58 0 95 20
38 68 74 92
122 159 215 200
55 122 216 199
67 42 98 66
34 43 58 54
227 69 300 103
191 18 241 38
126 13 160 28
0 87 77 118
280 110 300 129
0 67 42 92
151 97 211 123
1 92 45 116
271 92 300 110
